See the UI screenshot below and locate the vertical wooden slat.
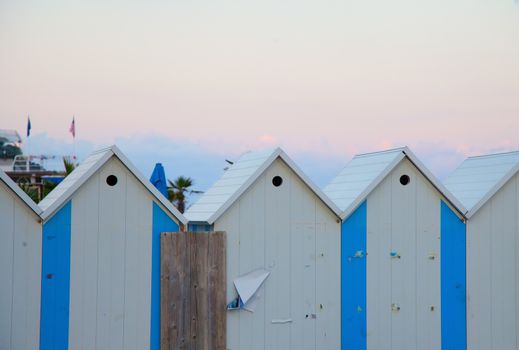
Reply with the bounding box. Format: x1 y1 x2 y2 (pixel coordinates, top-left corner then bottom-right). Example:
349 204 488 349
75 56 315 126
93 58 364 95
160 232 171 350
209 232 227 350
189 232 197 348
161 231 226 350
181 232 189 349
194 233 209 350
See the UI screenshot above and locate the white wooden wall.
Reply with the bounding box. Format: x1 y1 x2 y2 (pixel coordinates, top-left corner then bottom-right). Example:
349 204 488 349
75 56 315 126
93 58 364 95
467 172 519 350
214 158 341 350
67 158 174 350
366 159 443 350
0 181 42 350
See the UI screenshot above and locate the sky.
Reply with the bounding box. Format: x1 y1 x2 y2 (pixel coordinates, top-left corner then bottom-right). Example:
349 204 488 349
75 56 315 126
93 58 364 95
1 0 518 201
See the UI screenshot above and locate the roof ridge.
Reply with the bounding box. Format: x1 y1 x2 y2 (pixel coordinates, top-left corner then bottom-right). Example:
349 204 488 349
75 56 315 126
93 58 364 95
467 149 519 159
355 146 407 158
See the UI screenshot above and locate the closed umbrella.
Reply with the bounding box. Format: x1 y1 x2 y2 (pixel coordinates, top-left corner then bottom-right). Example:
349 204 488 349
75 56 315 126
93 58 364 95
149 163 168 198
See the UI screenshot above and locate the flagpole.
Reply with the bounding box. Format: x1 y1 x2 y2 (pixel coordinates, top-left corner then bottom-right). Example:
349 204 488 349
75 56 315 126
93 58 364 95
70 115 77 163
26 115 31 162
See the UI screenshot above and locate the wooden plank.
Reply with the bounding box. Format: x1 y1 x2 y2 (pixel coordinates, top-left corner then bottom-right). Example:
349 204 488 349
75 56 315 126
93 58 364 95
210 231 226 350
315 201 341 350
68 170 100 350
11 202 41 350
415 172 441 350
516 174 519 350
0 184 15 350
390 160 417 350
491 188 505 350
368 173 391 350
96 160 127 350
160 232 171 350
161 231 226 350
264 160 292 350
215 204 239 350
189 232 198 347
467 204 492 350
237 182 256 350
123 176 153 350
195 229 209 349
499 179 517 349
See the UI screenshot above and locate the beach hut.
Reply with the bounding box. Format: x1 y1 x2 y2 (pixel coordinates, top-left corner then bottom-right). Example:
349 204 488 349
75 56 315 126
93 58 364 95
324 147 467 350
38 145 187 350
185 147 342 350
0 169 42 350
443 150 519 350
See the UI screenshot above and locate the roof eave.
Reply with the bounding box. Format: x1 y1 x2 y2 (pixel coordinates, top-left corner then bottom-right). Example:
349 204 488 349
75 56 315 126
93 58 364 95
40 149 114 222
41 145 188 225
402 147 468 218
206 148 283 224
464 161 519 219
109 145 188 225
339 151 406 220
0 171 42 217
206 147 343 224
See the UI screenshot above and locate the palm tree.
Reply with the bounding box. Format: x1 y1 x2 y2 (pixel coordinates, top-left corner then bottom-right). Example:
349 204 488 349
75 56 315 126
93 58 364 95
41 156 76 200
167 176 203 213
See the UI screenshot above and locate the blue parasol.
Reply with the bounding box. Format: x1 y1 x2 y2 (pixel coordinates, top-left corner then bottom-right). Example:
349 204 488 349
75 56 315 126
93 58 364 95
149 163 168 198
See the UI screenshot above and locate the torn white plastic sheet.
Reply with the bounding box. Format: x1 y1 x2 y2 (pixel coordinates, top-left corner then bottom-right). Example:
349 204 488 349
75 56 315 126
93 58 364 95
227 269 270 312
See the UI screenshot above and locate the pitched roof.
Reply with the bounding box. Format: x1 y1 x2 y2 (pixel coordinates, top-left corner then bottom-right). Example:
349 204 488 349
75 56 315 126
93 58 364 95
0 169 42 216
324 147 466 220
185 147 341 224
39 145 188 224
443 150 519 218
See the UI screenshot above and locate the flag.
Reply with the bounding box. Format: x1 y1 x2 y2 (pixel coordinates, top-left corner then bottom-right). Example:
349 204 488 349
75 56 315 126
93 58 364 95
26 116 31 137
69 116 76 138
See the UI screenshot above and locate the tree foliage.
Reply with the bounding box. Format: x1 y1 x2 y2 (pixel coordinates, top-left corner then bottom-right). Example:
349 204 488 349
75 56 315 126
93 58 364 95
167 176 203 213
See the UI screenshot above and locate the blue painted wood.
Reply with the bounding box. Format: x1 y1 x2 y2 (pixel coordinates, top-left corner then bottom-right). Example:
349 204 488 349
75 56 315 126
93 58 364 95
40 201 72 350
342 201 367 350
441 201 467 350
151 202 179 350
187 223 213 232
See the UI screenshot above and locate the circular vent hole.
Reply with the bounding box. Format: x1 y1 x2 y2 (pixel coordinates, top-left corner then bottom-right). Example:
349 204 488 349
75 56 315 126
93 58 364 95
399 174 410 186
272 176 283 187
106 175 118 186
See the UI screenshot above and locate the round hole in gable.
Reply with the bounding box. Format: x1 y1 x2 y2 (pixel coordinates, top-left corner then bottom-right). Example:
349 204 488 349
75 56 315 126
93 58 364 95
399 174 410 186
106 175 118 186
272 176 283 187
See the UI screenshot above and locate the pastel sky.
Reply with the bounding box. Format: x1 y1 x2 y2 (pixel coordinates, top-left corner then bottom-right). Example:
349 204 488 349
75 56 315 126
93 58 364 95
1 0 518 197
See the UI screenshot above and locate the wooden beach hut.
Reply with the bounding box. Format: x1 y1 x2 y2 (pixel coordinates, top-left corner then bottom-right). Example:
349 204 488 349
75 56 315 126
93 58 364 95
186 147 342 350
444 150 519 350
324 147 467 350
0 169 42 350
38 145 187 350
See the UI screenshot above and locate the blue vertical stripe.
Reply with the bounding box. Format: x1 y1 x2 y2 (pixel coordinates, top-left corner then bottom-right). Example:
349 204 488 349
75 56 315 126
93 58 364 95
342 201 367 350
40 201 72 350
441 201 467 350
151 202 179 350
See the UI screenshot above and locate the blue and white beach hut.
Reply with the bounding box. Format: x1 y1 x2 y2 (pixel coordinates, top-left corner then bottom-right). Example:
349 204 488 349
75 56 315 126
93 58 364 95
0 169 42 350
324 147 467 350
186 147 342 350
444 150 519 350
38 145 187 350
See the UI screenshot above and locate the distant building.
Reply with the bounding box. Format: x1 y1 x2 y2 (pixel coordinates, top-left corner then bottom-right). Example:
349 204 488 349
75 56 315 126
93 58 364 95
0 129 23 166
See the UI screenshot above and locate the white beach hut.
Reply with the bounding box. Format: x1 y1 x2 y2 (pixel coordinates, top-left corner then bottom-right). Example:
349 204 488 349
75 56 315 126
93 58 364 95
38 145 187 350
443 150 519 350
324 147 467 350
0 170 42 350
185 147 342 350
